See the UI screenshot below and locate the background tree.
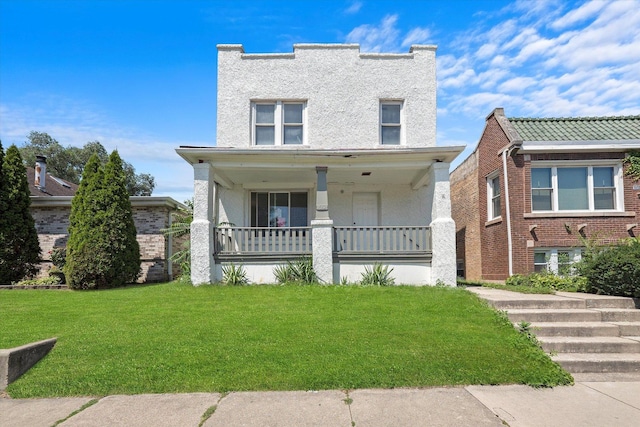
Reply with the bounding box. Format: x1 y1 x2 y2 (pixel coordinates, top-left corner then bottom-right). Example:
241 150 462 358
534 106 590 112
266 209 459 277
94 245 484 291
66 152 140 289
0 144 41 284
19 131 155 195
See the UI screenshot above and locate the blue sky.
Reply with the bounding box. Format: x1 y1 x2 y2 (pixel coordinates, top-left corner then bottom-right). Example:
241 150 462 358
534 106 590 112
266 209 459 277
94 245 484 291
1 0 639 203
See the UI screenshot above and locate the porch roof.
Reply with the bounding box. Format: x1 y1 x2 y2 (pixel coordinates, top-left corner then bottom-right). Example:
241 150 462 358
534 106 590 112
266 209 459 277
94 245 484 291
176 146 464 189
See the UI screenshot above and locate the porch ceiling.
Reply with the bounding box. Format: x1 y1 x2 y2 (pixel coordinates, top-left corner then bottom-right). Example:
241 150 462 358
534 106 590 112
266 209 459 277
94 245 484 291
176 146 465 188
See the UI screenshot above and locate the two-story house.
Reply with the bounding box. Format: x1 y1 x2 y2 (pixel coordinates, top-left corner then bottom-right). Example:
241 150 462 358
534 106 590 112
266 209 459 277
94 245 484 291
177 44 463 285
451 108 640 280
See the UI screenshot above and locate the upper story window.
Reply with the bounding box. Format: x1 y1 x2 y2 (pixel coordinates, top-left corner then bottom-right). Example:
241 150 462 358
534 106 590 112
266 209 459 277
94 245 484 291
487 173 501 220
252 101 306 146
531 163 622 212
380 101 403 145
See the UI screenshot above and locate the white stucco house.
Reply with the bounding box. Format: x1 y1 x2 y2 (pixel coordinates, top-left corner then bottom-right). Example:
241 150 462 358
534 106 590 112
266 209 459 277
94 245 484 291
176 43 463 286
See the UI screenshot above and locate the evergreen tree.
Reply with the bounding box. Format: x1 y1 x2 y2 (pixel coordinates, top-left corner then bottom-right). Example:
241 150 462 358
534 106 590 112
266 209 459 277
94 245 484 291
0 144 41 284
66 152 140 289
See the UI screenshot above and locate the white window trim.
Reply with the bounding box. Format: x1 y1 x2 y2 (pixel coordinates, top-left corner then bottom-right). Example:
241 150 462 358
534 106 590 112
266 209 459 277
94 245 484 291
530 161 624 213
487 171 501 221
251 100 307 146
534 248 582 276
379 100 405 145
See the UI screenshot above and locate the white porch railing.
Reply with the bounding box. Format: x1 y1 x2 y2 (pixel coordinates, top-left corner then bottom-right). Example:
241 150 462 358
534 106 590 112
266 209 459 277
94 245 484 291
334 226 431 253
215 227 312 254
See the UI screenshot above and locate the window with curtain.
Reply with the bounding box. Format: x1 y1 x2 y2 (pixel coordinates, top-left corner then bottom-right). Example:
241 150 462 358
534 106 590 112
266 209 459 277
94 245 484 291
251 192 308 227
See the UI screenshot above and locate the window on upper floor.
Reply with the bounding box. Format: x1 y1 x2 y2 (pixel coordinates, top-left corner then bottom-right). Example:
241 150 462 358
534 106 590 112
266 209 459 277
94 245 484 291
250 191 308 227
252 101 306 146
531 163 622 212
380 101 403 145
487 173 501 220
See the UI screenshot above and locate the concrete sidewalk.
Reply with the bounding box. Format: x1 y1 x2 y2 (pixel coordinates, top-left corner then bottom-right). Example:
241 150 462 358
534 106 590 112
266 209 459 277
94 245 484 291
2 381 640 427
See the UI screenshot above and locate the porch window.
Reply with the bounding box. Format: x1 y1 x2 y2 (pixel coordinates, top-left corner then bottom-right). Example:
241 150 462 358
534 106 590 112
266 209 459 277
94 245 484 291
531 164 621 212
252 101 306 146
380 101 402 145
251 192 308 227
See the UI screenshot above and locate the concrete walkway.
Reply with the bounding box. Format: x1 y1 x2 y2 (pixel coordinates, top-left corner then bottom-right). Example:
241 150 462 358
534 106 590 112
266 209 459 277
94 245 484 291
3 381 640 427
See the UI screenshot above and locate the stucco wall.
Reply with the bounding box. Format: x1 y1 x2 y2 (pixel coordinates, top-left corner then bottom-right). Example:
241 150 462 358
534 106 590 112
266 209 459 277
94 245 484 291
216 44 437 149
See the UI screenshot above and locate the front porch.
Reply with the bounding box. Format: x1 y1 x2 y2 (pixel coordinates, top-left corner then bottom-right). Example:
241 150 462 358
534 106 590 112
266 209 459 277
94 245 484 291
177 146 462 286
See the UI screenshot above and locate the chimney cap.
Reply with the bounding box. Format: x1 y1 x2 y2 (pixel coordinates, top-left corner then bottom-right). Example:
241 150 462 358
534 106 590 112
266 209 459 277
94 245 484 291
36 155 47 162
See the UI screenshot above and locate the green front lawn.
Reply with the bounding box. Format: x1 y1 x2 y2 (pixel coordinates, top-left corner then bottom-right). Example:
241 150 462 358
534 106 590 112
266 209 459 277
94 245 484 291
0 282 571 397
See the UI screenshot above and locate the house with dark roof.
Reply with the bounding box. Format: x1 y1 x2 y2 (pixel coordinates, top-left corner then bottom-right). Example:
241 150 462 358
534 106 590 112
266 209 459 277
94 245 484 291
450 108 640 281
26 157 186 282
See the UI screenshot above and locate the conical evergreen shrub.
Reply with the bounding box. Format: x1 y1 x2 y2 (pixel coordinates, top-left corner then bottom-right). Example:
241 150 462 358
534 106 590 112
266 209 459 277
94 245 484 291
66 152 140 289
0 143 41 284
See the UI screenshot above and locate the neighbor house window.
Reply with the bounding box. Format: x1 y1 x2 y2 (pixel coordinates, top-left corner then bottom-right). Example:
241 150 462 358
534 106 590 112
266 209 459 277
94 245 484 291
533 249 582 276
487 173 501 220
250 192 308 228
531 164 621 212
252 101 306 146
380 101 402 145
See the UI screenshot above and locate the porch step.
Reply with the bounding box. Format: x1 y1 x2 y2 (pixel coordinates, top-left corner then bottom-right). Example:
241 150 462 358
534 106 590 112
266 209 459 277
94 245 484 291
539 336 640 353
527 322 621 337
489 298 584 310
507 309 602 323
552 353 640 373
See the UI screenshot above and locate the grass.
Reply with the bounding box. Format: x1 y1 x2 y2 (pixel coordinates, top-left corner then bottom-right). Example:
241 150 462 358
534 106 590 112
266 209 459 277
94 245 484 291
0 282 572 397
458 278 557 294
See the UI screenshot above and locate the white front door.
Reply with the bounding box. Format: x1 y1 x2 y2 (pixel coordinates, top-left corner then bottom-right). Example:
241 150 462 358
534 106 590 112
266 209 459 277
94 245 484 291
353 192 379 226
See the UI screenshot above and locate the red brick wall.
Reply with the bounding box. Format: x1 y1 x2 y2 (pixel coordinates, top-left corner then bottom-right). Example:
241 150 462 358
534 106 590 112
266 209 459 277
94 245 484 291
450 151 481 279
476 115 511 280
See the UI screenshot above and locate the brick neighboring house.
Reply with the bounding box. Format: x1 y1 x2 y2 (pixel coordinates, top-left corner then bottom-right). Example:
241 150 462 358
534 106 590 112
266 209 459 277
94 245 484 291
27 159 185 282
451 108 640 281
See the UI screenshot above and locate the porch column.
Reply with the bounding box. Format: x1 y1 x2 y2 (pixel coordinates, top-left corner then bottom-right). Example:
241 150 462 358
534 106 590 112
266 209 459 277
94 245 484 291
429 162 456 286
312 166 334 284
191 162 216 286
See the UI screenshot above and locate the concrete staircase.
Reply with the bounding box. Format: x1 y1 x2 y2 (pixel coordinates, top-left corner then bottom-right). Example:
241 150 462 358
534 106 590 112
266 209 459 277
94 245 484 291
467 287 640 376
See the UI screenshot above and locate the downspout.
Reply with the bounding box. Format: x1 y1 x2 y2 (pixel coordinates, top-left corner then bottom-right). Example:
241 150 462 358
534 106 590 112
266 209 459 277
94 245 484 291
167 210 173 280
502 148 514 277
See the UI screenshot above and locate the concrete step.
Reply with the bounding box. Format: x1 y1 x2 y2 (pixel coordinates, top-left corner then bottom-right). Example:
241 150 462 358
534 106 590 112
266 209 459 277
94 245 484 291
598 309 640 322
539 336 640 353
555 292 638 309
489 298 584 310
507 309 602 323
613 322 640 336
527 322 620 337
552 353 640 373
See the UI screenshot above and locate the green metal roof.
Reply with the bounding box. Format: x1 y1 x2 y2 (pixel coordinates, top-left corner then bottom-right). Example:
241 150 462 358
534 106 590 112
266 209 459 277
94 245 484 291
508 115 640 141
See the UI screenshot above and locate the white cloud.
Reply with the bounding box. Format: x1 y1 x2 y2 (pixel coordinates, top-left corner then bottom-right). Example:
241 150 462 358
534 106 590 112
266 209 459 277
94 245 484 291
436 0 640 120
401 27 431 47
346 14 433 52
344 1 362 15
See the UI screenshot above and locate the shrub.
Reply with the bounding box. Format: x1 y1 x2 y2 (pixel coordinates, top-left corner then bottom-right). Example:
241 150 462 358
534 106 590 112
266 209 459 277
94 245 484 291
360 263 395 286
221 263 248 286
66 152 140 289
16 276 62 287
49 247 66 269
273 257 317 284
505 272 584 292
0 143 42 284
579 238 640 297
